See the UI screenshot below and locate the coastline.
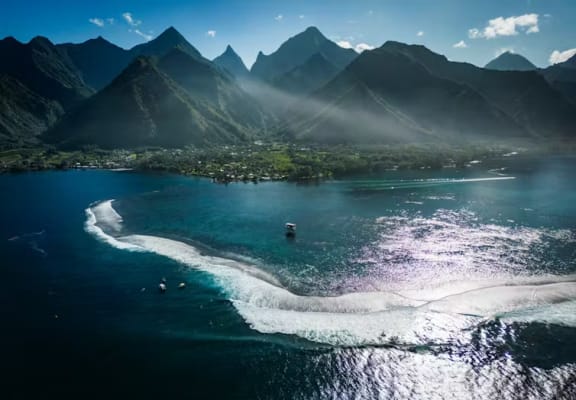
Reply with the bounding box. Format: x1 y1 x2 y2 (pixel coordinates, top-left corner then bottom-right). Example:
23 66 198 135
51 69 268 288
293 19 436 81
2 142 575 183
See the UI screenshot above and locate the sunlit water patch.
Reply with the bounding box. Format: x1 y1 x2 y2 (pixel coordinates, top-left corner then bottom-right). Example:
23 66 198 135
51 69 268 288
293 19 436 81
85 194 576 348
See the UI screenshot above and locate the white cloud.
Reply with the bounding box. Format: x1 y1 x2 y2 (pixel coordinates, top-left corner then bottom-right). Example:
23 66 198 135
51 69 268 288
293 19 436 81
274 14 283 22
468 28 482 39
355 43 374 53
122 12 142 27
549 48 576 65
337 40 353 49
130 29 153 41
206 30 216 38
417 31 424 37
89 18 104 27
337 40 374 53
453 40 468 49
469 14 539 39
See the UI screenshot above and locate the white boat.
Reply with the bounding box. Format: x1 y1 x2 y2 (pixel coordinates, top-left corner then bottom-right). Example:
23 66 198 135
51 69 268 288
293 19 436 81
285 223 296 237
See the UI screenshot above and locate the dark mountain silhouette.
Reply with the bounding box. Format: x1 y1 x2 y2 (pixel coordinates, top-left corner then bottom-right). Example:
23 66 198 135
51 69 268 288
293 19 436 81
130 26 202 59
273 52 340 95
0 36 92 107
251 26 357 83
541 54 576 104
485 52 537 71
378 41 576 138
45 51 269 148
282 46 525 144
157 48 269 130
213 45 250 80
1 27 575 148
0 73 63 146
58 36 132 90
0 36 92 145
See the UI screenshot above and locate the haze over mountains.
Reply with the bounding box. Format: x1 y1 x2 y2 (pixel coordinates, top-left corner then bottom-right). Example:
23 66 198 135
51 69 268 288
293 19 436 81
1 26 575 149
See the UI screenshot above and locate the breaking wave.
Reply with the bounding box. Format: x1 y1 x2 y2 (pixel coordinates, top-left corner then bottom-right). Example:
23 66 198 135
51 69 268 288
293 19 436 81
85 200 576 346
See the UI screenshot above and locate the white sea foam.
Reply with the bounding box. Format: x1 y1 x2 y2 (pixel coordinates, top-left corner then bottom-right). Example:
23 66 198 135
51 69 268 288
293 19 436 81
85 200 576 346
84 201 143 251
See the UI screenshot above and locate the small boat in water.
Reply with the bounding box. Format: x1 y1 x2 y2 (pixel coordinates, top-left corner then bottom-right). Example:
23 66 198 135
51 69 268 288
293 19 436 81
285 223 296 237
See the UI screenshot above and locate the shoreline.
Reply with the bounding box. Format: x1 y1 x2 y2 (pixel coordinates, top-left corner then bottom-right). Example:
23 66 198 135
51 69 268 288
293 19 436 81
2 143 575 183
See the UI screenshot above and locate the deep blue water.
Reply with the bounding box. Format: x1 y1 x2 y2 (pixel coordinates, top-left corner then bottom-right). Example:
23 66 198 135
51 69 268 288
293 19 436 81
2 156 576 399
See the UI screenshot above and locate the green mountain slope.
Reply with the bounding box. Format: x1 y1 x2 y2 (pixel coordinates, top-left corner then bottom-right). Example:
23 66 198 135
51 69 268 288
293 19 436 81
0 73 64 147
282 47 525 144
380 41 576 138
44 56 265 148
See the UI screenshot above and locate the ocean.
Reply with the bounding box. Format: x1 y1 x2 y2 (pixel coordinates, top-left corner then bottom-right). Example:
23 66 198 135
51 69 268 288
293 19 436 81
2 155 576 399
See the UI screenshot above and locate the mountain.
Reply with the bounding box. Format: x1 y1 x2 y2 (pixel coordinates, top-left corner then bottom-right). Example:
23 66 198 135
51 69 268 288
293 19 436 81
45 53 267 149
0 36 93 145
251 26 357 83
282 46 525 144
378 41 576 138
157 48 269 130
213 45 250 80
485 52 537 71
0 73 63 147
58 36 132 90
272 52 340 95
0 36 92 108
541 54 576 104
130 27 202 59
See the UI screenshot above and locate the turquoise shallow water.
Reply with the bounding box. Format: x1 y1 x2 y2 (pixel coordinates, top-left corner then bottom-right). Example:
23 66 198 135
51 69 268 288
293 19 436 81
2 155 576 399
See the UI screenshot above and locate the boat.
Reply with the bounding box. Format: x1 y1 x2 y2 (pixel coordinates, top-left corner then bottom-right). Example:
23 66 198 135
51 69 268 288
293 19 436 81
285 223 296 237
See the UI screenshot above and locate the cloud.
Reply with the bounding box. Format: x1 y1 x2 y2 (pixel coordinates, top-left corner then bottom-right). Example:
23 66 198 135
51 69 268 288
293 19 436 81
122 12 142 27
453 40 468 49
206 30 216 38
549 48 576 65
337 40 353 49
355 43 374 53
337 40 374 53
417 31 424 37
299 15 305 19
274 14 283 22
130 29 153 41
468 14 539 39
468 28 482 39
89 18 104 27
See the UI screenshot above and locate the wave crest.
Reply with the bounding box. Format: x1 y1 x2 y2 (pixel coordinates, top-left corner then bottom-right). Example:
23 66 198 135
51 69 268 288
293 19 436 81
85 200 576 346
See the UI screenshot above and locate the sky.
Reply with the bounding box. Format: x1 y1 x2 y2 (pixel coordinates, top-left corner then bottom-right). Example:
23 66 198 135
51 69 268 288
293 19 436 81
1 0 575 68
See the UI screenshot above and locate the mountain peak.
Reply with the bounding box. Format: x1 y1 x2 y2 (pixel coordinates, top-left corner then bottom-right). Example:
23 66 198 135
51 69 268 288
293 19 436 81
156 26 184 41
224 44 237 55
251 26 356 81
303 26 323 36
213 44 250 79
485 51 537 71
130 26 202 59
29 36 53 47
